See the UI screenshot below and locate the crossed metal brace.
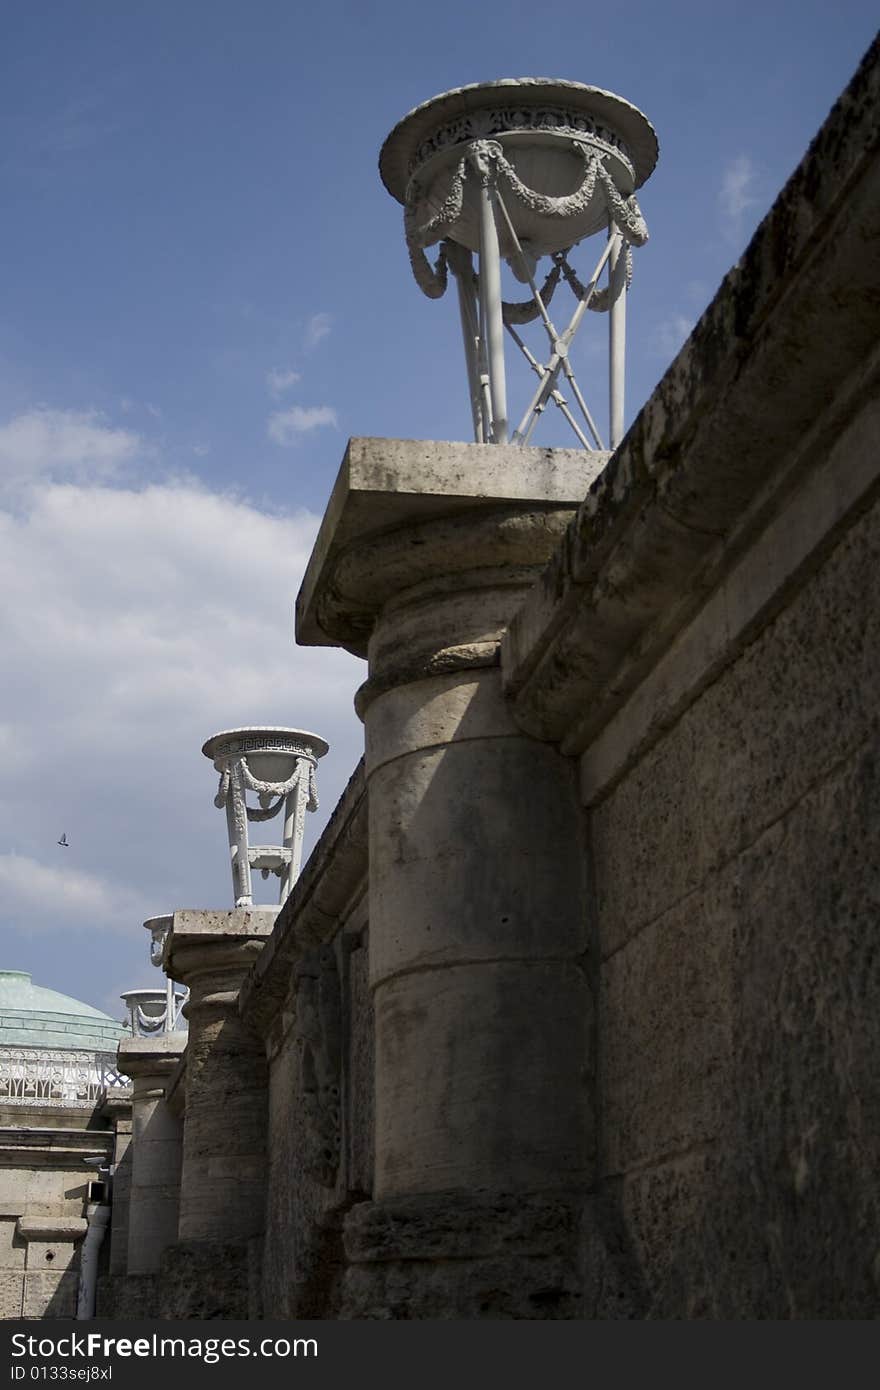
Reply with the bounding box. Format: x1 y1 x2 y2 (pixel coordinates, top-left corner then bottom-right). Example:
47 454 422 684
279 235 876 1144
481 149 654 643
449 185 626 451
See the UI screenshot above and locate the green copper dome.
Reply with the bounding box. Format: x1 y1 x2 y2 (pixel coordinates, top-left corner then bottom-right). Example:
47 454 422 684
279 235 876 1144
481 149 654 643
0 971 128 1052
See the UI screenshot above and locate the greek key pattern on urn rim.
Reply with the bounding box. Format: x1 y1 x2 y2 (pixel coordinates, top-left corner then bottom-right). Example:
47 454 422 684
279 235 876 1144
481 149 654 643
411 106 634 180
204 732 328 763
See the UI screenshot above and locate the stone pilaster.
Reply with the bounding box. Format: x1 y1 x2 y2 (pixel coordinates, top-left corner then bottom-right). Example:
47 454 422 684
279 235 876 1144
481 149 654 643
297 438 602 1315
117 1035 185 1274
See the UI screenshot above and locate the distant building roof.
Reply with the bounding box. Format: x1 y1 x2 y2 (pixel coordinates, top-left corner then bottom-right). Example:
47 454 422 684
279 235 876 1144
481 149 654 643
0 970 128 1053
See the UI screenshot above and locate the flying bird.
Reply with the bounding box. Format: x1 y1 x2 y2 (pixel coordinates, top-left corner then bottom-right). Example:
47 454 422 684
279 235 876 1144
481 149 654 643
57 833 69 847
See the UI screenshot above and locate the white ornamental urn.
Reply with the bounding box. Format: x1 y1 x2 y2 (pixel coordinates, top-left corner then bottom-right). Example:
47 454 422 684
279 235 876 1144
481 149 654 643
380 78 658 450
120 986 186 1037
203 727 329 907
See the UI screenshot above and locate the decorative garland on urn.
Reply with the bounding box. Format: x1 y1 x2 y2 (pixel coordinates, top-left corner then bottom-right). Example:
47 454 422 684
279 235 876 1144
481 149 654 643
214 757 319 824
404 137 648 305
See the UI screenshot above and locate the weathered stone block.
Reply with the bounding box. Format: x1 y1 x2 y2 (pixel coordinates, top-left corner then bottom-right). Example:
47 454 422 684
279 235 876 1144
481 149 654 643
22 1270 78 1319
0 1270 23 1318
591 491 880 958
599 882 733 1176
342 1191 584 1319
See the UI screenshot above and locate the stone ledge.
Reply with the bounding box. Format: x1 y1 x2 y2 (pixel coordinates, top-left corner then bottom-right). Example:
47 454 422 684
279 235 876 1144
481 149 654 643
17 1216 87 1242
0 1127 115 1167
297 437 607 653
165 906 278 945
118 1034 187 1078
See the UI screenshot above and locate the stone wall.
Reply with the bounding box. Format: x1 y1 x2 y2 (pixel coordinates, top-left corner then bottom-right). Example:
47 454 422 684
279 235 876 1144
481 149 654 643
589 449 879 1317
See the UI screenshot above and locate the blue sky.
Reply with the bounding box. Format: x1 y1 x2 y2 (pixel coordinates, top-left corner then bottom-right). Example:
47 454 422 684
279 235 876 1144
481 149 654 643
1 1 877 1020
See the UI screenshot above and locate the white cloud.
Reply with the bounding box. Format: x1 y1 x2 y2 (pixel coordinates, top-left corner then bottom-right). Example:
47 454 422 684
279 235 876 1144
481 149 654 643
192 443 210 457
304 312 332 350
0 853 149 934
719 155 760 239
0 409 142 496
267 405 337 445
0 463 364 1013
266 367 301 398
652 313 695 360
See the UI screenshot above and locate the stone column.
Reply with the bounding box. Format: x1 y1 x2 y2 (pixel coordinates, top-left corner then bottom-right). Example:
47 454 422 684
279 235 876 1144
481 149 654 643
297 438 604 1315
117 1036 185 1274
163 908 275 1245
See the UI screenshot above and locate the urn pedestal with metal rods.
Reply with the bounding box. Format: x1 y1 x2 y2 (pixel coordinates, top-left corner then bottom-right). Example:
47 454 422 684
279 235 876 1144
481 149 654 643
202 726 329 908
380 79 658 449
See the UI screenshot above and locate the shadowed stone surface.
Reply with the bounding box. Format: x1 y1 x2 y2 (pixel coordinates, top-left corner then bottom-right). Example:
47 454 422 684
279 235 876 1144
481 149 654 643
342 1192 584 1319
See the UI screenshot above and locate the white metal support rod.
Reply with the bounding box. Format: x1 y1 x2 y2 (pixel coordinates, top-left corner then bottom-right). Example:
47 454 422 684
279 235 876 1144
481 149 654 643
225 763 252 907
476 278 493 435
506 323 593 448
496 191 597 446
478 181 508 443
608 228 627 449
448 244 484 443
279 762 308 902
559 356 605 449
514 235 616 443
495 192 559 346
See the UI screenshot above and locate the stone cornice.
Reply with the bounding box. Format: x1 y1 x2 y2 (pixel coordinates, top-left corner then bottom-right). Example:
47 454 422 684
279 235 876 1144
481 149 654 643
117 1034 188 1081
0 1126 115 1168
98 1093 132 1124
502 35 880 750
163 908 278 989
296 438 607 655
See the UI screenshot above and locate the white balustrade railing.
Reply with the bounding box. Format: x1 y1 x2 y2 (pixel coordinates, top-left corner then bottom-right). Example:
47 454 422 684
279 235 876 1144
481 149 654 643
0 1047 129 1106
